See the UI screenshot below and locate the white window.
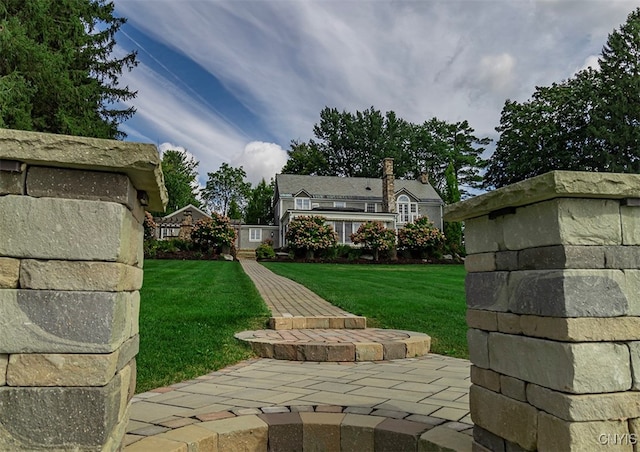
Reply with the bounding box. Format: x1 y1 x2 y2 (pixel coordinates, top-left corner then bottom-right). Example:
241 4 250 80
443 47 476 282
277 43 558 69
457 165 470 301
365 203 376 213
397 195 418 223
249 228 262 242
333 221 361 244
295 197 310 210
334 201 346 208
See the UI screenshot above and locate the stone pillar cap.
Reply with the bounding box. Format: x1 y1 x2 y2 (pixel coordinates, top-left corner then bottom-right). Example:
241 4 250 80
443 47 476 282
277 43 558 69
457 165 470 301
445 171 640 222
0 128 168 211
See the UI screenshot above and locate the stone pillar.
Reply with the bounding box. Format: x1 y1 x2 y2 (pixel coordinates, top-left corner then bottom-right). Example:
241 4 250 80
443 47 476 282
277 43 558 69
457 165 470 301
445 171 640 451
0 129 166 451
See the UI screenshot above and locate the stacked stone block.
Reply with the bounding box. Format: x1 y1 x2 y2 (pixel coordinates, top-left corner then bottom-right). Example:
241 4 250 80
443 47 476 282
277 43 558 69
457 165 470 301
0 129 166 451
445 171 640 451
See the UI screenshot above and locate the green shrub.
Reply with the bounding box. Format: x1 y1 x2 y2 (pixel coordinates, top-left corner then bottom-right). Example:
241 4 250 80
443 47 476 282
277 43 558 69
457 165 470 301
351 221 396 261
255 243 276 260
347 247 363 261
143 211 157 241
398 216 445 259
191 213 237 253
285 216 337 259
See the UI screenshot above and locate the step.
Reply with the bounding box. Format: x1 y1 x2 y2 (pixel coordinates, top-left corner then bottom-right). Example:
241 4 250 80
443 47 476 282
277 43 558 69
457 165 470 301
269 315 366 330
235 328 431 362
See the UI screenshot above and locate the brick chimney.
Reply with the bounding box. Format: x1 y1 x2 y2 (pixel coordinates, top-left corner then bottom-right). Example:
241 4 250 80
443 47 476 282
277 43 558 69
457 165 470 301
419 172 429 184
381 158 395 213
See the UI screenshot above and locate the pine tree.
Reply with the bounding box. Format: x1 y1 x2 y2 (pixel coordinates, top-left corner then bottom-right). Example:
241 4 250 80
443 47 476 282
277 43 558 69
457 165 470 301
594 8 640 172
157 149 201 215
0 0 138 139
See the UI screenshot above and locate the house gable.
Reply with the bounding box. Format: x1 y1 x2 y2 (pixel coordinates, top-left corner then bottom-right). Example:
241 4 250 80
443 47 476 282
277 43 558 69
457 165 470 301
158 204 210 223
395 187 420 203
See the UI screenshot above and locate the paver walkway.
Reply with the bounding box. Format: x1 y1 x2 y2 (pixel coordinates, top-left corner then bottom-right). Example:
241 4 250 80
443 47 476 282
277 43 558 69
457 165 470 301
125 259 473 450
237 259 432 361
240 259 364 324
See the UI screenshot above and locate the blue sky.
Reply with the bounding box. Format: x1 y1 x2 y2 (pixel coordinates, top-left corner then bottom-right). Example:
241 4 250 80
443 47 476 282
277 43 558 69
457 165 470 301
113 0 638 187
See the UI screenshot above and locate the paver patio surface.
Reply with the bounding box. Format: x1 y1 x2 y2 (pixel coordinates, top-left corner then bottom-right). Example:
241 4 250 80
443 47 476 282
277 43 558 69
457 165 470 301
126 355 472 447
125 259 473 449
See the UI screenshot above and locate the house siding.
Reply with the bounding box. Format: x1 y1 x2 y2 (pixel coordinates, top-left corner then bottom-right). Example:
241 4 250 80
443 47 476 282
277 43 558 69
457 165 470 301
237 225 280 250
274 173 445 247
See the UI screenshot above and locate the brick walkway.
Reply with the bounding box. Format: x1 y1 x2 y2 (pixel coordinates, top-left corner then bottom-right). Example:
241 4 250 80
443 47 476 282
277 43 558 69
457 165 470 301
237 259 431 362
240 259 365 325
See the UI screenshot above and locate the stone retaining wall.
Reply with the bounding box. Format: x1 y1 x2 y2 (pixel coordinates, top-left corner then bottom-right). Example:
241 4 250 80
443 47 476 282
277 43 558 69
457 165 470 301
0 129 166 451
126 411 472 452
446 171 640 451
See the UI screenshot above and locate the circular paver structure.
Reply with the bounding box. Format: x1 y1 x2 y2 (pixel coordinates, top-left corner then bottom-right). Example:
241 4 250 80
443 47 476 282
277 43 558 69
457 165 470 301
236 328 431 362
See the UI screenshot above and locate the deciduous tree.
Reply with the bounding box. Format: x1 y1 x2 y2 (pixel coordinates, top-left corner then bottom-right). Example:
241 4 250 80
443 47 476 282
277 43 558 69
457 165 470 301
282 106 489 196
202 163 251 216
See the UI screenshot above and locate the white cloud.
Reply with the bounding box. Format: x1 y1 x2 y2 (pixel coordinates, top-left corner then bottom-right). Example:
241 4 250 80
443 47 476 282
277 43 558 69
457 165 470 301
578 55 601 72
114 0 640 167
477 53 517 96
116 57 252 186
232 141 288 185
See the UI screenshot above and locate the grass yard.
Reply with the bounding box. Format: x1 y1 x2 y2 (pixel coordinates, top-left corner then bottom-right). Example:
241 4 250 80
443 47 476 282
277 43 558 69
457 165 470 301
137 260 270 393
262 262 468 359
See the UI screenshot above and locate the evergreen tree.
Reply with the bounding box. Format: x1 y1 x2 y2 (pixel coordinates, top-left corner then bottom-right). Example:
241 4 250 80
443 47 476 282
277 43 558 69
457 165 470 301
244 179 275 225
443 162 463 254
158 149 201 215
594 7 640 173
0 0 138 139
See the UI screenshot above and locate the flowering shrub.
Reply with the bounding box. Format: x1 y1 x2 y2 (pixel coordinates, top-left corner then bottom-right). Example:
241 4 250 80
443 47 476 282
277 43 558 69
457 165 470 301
398 216 445 258
191 213 237 253
286 216 337 258
351 221 396 261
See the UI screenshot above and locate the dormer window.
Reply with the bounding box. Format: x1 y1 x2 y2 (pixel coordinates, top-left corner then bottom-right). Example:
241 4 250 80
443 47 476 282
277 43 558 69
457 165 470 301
397 194 418 223
295 197 311 210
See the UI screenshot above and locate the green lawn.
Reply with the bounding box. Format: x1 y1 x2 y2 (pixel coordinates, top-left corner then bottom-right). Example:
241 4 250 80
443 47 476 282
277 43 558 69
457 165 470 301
262 262 468 359
137 260 270 393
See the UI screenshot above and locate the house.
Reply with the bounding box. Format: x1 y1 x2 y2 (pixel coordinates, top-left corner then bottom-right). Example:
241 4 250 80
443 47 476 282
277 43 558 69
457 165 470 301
154 204 210 239
272 158 444 247
156 158 443 251
155 202 280 251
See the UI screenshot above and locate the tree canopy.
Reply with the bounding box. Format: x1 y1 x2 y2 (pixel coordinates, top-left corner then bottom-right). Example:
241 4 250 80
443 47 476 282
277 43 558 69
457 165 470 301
0 0 138 139
202 163 251 216
158 149 201 215
485 7 640 188
282 106 489 198
244 179 274 225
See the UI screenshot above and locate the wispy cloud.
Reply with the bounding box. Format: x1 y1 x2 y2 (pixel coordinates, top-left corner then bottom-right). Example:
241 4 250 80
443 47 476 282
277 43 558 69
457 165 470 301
114 0 638 183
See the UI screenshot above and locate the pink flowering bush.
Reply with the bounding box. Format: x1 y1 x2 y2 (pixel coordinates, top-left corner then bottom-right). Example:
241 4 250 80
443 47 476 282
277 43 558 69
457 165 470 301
351 221 396 261
191 213 237 253
398 216 445 258
286 216 337 258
